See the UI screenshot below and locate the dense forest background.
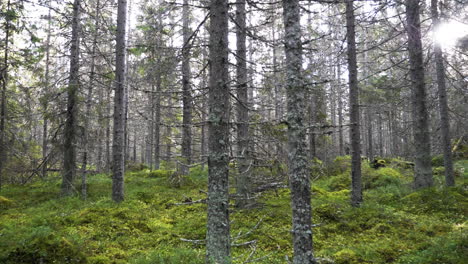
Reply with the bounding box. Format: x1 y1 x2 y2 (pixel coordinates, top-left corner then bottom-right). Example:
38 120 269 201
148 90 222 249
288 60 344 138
0 0 467 263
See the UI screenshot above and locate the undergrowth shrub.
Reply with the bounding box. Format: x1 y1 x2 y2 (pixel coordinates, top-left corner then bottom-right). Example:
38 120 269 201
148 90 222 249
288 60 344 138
327 155 351 176
431 155 444 167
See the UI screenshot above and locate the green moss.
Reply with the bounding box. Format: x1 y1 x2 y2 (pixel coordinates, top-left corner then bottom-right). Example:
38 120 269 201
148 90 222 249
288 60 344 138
1 160 467 263
333 248 360 264
363 167 404 189
148 169 174 178
0 196 14 209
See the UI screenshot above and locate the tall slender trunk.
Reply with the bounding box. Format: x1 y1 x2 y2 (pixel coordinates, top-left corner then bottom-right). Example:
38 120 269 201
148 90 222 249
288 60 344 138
378 112 384 157
62 0 81 196
206 0 231 262
154 69 161 169
405 0 433 189
148 83 155 170
367 108 374 161
0 0 12 190
42 3 52 179
133 128 136 162
165 96 172 163
346 0 362 207
181 0 192 175
106 85 111 173
81 0 101 199
112 0 128 202
282 0 314 263
235 0 250 208
431 0 454 186
337 62 344 156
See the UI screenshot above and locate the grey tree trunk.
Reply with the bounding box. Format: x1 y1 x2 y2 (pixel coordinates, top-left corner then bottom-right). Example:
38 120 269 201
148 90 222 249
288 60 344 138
154 7 163 170
62 0 81 196
337 62 344 156
181 0 192 175
81 0 101 199
405 0 433 189
367 108 374 161
346 0 362 207
206 0 231 262
148 83 155 169
112 0 128 202
235 0 251 208
0 0 11 190
282 0 315 263
154 73 161 169
42 3 52 179
378 112 384 157
431 0 455 186
106 86 111 174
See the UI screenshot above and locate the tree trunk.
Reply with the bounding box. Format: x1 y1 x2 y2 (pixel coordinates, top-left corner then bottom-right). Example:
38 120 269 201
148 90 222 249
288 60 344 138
431 0 455 186
62 0 81 196
337 62 344 156
206 0 231 262
0 0 12 190
81 0 101 199
181 0 192 175
282 0 315 263
235 0 251 208
346 0 362 207
367 108 374 161
112 0 128 202
42 2 52 179
405 0 433 189
154 73 161 169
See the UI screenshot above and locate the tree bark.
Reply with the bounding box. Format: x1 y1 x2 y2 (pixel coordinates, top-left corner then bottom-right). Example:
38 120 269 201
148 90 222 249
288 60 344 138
346 0 362 207
337 62 344 156
42 2 52 179
235 0 251 208
112 0 128 202
181 0 192 175
405 0 433 189
431 0 455 186
282 0 315 263
206 0 231 262
0 0 11 190
81 0 101 199
62 0 81 196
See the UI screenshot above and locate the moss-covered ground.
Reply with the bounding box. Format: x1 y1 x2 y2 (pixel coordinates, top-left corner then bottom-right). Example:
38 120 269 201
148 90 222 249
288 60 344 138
0 158 467 263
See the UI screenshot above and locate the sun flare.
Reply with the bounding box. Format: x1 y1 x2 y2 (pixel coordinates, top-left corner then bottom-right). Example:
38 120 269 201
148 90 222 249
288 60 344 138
434 20 468 47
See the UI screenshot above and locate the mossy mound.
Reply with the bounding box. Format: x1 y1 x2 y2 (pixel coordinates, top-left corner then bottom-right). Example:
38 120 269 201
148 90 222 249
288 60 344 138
0 196 14 209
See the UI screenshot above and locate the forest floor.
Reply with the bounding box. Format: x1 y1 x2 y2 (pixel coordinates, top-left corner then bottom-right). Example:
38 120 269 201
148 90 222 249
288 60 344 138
0 157 467 264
